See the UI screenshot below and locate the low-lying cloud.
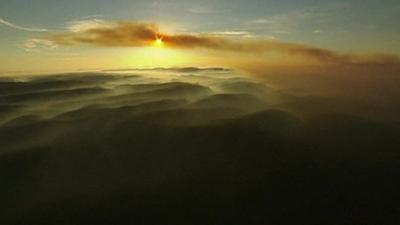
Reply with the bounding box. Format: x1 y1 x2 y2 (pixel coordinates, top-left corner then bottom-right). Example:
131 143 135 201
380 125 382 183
1 69 400 225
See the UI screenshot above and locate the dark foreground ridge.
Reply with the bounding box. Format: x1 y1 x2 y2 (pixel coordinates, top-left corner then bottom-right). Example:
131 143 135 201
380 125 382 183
1 70 399 225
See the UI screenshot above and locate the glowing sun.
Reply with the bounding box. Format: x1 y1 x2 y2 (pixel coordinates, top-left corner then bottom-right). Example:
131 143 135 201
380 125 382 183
153 36 165 48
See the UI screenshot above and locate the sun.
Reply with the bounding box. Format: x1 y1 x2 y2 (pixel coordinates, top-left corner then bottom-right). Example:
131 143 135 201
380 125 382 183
153 36 165 48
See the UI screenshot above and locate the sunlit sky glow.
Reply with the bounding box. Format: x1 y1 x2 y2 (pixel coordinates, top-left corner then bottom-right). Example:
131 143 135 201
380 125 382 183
1 0 400 74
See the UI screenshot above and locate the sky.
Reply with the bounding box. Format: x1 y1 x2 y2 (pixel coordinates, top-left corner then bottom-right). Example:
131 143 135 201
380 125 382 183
1 0 400 73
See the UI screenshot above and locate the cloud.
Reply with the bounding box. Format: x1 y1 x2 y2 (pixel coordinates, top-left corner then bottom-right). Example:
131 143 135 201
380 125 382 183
24 38 58 51
0 18 48 32
250 18 275 24
42 21 400 66
47 22 158 47
1 70 400 225
247 4 347 35
0 71 400 225
66 19 113 33
210 31 253 38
